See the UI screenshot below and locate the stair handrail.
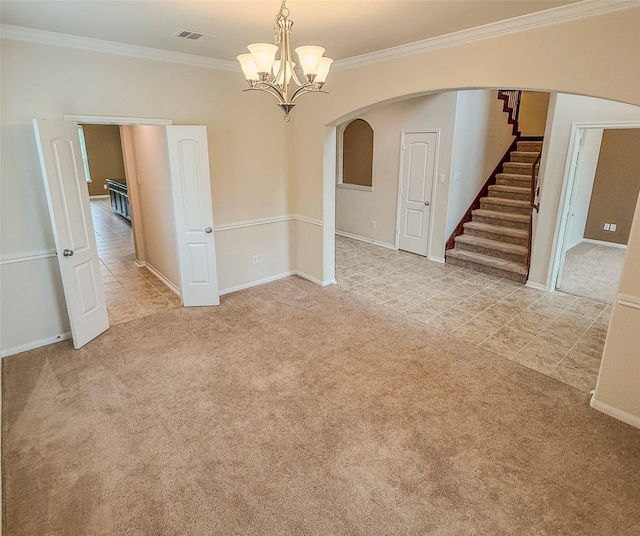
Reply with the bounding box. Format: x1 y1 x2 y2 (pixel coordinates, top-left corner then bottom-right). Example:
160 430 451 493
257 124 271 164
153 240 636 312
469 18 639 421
531 153 541 213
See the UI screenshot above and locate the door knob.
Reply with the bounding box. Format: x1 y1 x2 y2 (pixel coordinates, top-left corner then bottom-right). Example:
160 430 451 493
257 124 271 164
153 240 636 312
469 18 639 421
205 227 213 234
424 201 430 206
63 249 74 257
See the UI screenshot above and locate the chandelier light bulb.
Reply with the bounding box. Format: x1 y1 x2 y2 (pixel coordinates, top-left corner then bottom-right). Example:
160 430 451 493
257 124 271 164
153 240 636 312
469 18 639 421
247 43 278 74
295 45 325 78
314 57 334 85
237 54 259 82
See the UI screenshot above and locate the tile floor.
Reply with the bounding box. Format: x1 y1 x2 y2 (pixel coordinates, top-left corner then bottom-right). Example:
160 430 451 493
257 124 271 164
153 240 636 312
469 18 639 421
335 235 611 392
91 198 180 325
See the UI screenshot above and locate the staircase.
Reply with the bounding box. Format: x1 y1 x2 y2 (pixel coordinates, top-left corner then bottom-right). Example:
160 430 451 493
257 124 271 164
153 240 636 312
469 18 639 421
445 140 542 283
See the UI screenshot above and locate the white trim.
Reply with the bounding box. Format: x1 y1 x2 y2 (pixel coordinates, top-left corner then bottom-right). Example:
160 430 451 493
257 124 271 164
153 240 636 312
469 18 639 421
428 255 445 264
64 114 173 126
0 250 56 265
293 215 323 227
219 271 295 295
1 332 72 358
336 230 396 251
332 1 640 71
336 184 373 192
89 194 110 199
4 2 635 75
134 260 181 297
582 238 627 250
618 293 640 310
525 281 548 291
214 214 322 232
1 25 237 71
590 396 640 430
295 271 336 287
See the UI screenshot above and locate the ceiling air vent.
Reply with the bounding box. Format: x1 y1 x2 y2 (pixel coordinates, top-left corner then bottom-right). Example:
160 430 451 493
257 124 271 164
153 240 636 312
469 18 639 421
173 30 215 41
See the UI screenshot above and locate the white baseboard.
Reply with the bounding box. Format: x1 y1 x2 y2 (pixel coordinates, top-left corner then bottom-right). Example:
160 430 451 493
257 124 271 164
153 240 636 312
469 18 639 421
428 255 445 264
525 281 548 291
296 271 336 287
134 260 181 297
219 271 296 295
1 332 72 358
590 395 640 430
582 238 627 250
336 230 396 251
89 194 110 199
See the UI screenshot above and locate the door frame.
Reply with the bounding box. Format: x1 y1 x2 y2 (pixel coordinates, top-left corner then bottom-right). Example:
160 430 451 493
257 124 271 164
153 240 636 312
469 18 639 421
548 120 640 292
394 129 440 257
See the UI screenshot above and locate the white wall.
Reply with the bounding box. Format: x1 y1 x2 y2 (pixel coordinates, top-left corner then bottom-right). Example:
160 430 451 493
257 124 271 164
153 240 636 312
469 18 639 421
0 38 291 354
128 125 180 287
529 93 640 289
564 128 604 250
335 92 457 249
447 89 516 238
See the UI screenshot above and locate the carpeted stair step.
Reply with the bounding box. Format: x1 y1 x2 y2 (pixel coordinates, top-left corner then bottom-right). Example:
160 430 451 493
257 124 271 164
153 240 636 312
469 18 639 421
517 140 543 152
488 184 531 201
503 161 534 175
495 173 533 187
510 151 540 163
445 248 528 283
472 209 530 230
480 196 532 215
463 221 529 246
454 234 529 264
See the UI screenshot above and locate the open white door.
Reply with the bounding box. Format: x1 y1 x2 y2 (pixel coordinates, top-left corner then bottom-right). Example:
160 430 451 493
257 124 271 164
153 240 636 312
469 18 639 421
398 131 437 256
166 126 220 306
33 119 109 348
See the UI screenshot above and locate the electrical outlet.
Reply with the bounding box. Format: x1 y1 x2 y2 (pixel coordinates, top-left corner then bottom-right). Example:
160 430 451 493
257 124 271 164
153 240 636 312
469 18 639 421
252 255 258 265
454 172 462 182
438 174 445 184
604 223 610 231
103 184 108 189
610 223 617 232
371 221 376 229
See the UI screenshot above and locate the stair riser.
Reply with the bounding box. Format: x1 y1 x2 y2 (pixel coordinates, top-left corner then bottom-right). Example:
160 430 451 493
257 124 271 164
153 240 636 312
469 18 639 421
463 226 529 246
480 200 532 215
472 213 530 230
517 142 543 152
496 177 533 188
510 153 538 163
503 162 534 175
488 189 530 202
455 240 528 264
445 254 527 283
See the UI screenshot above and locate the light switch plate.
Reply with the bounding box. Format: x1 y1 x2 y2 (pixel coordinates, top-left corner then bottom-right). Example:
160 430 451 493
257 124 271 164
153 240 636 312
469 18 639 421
438 174 445 183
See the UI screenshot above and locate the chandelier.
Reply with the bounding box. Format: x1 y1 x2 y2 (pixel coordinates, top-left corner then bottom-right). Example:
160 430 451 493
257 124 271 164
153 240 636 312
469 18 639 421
237 0 333 120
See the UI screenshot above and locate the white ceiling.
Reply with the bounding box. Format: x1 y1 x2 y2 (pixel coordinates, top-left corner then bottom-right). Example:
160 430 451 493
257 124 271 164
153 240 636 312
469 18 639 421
1 0 582 62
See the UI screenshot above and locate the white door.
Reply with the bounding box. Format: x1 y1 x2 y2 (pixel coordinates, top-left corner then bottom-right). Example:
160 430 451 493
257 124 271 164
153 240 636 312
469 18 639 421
33 119 109 348
398 132 437 256
166 126 220 306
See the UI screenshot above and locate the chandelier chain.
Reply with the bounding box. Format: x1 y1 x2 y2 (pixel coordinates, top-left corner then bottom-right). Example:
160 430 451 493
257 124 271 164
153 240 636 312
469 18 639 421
273 0 289 44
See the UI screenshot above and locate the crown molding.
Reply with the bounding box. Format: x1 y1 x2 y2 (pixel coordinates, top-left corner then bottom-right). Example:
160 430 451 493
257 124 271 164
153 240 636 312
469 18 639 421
1 1 638 73
0 24 238 71
332 0 640 71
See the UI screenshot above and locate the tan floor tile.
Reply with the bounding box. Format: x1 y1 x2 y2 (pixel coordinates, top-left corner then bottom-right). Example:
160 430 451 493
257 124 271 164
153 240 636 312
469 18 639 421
475 307 513 327
452 316 502 345
550 364 597 392
426 308 475 333
560 348 602 375
538 292 577 309
506 310 551 337
479 334 525 359
510 347 560 375
521 335 570 361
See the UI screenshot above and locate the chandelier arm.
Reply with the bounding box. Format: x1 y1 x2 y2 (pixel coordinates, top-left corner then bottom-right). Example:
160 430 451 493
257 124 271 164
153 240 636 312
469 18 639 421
290 85 328 103
243 84 286 106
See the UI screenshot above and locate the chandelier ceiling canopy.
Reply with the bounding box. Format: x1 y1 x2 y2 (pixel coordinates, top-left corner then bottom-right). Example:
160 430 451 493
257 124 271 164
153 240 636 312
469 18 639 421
237 0 333 120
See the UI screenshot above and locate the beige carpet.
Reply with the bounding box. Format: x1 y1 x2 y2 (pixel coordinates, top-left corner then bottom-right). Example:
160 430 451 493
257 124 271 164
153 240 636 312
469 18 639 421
558 241 626 303
3 277 640 535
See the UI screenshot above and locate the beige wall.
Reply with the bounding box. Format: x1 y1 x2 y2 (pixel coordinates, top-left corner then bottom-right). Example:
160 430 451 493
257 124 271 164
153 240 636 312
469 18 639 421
592 191 640 427
448 89 516 238
83 124 126 196
335 92 457 249
127 125 180 287
518 91 550 137
584 129 640 245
